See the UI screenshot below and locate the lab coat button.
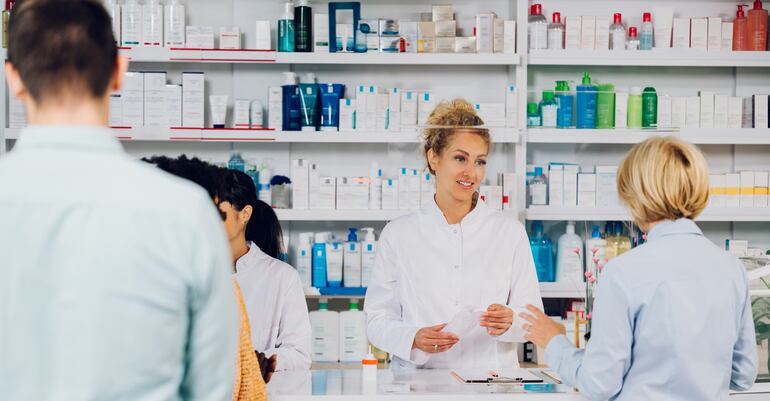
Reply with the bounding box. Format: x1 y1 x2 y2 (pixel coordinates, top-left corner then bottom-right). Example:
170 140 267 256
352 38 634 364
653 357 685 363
453 229 458 234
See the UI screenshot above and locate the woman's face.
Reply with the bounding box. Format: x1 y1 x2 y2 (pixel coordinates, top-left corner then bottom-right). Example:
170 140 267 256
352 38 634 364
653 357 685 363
428 131 488 204
217 200 250 242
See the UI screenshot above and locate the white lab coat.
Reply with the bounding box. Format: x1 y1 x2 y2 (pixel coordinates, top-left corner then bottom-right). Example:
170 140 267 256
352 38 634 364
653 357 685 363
364 198 543 369
235 242 312 371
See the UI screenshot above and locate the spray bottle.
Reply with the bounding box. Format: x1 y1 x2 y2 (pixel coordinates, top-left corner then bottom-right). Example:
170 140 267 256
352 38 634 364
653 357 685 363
278 1 296 52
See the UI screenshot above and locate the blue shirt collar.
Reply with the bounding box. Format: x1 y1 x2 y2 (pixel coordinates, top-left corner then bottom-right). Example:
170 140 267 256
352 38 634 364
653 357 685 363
646 218 703 242
14 125 123 154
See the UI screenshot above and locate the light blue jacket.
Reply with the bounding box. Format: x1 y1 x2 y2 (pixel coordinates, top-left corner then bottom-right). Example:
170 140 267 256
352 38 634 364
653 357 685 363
546 218 758 401
0 126 238 401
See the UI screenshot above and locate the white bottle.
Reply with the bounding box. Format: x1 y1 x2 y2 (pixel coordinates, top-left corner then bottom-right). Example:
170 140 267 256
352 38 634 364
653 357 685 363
528 4 548 50
339 301 367 362
105 0 121 44
360 227 377 288
120 0 142 46
142 0 163 46
296 232 314 288
547 12 564 50
250 100 264 128
556 221 584 284
258 162 272 205
610 13 626 51
369 162 382 210
343 228 362 288
327 241 344 287
585 225 606 273
529 167 547 206
310 301 340 362
362 346 378 393
164 0 186 47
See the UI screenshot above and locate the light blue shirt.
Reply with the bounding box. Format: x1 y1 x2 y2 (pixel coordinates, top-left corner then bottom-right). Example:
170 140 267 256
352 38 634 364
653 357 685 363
545 218 758 401
0 126 238 401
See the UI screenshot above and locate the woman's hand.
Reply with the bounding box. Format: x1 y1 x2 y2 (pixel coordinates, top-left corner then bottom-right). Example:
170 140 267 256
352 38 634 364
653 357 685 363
412 323 459 353
255 351 277 383
520 305 566 348
480 304 513 336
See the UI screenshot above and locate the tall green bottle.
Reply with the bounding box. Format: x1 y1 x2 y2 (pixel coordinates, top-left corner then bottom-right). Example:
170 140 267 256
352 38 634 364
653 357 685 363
642 87 658 128
627 87 643 128
596 83 616 129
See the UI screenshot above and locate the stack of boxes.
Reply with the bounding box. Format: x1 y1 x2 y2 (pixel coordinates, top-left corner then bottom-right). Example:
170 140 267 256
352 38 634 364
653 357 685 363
710 171 770 208
527 163 622 209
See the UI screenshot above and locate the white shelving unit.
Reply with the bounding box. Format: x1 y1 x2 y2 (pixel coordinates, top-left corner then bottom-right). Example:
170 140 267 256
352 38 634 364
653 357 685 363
526 206 770 222
304 283 584 300
3 127 520 143
122 46 522 65
528 49 770 67
527 129 770 145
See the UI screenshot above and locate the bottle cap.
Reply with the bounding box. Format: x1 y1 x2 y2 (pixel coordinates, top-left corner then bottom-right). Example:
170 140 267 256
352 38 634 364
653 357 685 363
361 227 376 242
552 12 561 23
350 301 359 310
347 228 358 242
629 27 638 38
754 0 763 11
542 90 555 101
643 12 651 22
581 72 591 85
592 225 601 238
630 86 642 95
527 102 538 114
363 346 378 365
737 5 746 18
613 13 622 24
533 4 542 15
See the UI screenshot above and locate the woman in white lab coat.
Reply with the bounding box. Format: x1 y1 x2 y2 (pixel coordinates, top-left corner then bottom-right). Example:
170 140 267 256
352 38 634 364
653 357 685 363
217 170 312 372
364 100 543 369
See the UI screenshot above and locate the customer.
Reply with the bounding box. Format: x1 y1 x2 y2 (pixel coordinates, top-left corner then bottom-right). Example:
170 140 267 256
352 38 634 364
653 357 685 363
143 155 268 399
521 136 758 400
0 1 237 400
217 170 313 372
365 99 542 369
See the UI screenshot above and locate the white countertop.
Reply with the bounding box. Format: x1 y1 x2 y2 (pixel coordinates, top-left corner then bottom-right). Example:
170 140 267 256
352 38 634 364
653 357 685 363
267 368 770 401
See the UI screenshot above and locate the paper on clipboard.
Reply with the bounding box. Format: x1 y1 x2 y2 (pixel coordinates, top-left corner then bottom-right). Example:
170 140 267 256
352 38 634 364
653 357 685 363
451 369 544 383
411 306 484 366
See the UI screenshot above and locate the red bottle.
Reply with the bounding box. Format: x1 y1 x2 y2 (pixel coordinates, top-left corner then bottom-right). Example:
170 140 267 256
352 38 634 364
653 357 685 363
748 0 769 51
734 5 749 51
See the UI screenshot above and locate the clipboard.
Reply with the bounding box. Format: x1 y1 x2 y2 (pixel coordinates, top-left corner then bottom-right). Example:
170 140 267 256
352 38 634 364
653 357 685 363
451 369 544 384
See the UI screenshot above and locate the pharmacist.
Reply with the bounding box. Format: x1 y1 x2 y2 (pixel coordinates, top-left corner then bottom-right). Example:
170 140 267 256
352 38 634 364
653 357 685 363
221 170 313 372
365 100 543 369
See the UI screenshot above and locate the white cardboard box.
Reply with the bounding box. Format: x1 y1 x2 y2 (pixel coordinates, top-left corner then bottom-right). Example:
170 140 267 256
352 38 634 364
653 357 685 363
506 85 518 128
291 159 310 210
503 20 516 54
685 96 701 128
108 92 123 127
339 98 356 131
122 72 144 127
658 95 672 129
740 171 755 207
615 92 628 129
699 91 715 129
595 17 610 50
564 165 579 207
548 164 564 207
725 173 740 207
475 13 495 53
596 166 619 208
165 84 182 127
382 179 399 210
312 14 328 52
754 95 769 129
721 22 734 50
578 173 596 208
728 97 744 129
565 17 582 50
581 16 596 50
754 171 770 207
268 87 282 130
672 96 687 128
418 92 436 124
503 172 518 210
690 18 708 50
182 72 205 128
143 72 167 126
707 17 722 51
672 18 690 49
256 20 272 50
714 95 729 129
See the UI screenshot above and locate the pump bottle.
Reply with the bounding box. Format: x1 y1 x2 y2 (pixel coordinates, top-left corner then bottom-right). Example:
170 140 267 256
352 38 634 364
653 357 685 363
360 228 377 287
734 5 750 51
278 1 296 52
576 72 597 129
556 221 584 284
343 228 362 287
748 0 768 51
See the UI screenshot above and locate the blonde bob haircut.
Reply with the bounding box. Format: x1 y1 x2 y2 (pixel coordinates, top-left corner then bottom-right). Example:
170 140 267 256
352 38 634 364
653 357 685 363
617 136 710 224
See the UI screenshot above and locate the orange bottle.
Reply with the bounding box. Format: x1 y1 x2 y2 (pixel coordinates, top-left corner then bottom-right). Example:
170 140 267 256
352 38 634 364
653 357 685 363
748 0 769 50
734 5 749 51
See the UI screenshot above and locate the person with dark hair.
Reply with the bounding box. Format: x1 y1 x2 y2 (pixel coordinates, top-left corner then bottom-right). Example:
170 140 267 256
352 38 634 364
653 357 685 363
0 1 238 401
143 155 270 400
217 170 312 372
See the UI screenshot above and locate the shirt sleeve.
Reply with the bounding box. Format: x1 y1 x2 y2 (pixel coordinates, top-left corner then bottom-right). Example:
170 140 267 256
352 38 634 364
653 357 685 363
181 196 240 401
496 222 544 343
364 224 421 364
730 263 758 391
273 270 313 371
544 265 633 401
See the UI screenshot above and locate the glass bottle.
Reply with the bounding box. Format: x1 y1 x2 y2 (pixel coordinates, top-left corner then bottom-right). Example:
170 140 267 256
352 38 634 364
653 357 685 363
529 221 555 282
610 13 626 50
528 4 548 50
640 12 653 50
626 26 640 50
547 12 565 50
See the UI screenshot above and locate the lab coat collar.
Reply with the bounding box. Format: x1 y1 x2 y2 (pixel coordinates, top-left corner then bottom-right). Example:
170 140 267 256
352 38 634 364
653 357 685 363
235 241 269 274
14 125 123 154
646 218 703 242
421 192 490 228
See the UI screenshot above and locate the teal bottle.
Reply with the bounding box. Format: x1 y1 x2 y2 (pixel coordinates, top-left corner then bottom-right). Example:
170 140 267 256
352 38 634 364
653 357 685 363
529 221 555 282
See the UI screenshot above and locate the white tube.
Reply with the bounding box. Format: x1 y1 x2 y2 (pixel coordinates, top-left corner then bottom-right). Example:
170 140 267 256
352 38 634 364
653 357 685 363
209 95 228 128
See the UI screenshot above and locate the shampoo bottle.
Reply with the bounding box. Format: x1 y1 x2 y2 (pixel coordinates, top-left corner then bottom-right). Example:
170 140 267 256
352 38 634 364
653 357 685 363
294 0 312 52
529 220 555 282
576 72 598 129
310 300 340 362
278 1 296 52
556 221 584 284
748 0 768 51
734 5 749 51
343 228 362 288
312 232 330 288
642 87 658 128
360 228 377 287
627 87 643 128
339 301 367 362
540 91 558 128
555 80 574 128
327 240 344 287
596 83 616 129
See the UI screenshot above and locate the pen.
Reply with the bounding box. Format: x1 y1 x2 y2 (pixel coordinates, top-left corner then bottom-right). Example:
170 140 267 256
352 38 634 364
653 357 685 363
541 370 562 384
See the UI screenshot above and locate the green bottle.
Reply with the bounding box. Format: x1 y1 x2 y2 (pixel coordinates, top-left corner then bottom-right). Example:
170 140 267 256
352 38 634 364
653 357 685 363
527 102 541 127
642 87 658 128
627 87 643 128
596 83 616 129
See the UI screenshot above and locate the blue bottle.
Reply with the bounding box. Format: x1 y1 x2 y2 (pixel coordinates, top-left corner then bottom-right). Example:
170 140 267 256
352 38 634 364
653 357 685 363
312 232 329 288
576 72 597 129
555 80 574 128
529 221 555 282
227 152 245 172
281 72 302 131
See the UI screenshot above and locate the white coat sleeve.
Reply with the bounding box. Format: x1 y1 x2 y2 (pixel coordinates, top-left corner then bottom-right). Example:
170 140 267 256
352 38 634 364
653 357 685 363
496 222 544 343
273 271 313 371
364 224 421 363
544 266 632 401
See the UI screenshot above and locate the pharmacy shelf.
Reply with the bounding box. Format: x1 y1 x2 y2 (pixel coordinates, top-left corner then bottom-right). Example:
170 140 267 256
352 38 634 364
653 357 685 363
528 49 770 67
527 129 770 145
526 206 770 222
276 209 409 222
304 284 584 299
3 127 520 144
122 47 521 65
305 294 366 300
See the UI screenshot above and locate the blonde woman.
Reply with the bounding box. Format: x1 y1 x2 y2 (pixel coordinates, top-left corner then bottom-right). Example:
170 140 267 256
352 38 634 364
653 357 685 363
364 99 543 369
521 137 758 400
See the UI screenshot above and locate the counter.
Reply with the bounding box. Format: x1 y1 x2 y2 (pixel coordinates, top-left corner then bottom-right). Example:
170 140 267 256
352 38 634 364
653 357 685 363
267 368 770 401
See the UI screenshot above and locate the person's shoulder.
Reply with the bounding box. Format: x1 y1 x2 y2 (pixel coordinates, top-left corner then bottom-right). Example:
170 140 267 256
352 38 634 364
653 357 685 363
381 209 423 235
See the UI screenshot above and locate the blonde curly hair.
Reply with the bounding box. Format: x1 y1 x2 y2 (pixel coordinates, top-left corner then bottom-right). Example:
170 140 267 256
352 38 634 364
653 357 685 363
421 99 490 175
